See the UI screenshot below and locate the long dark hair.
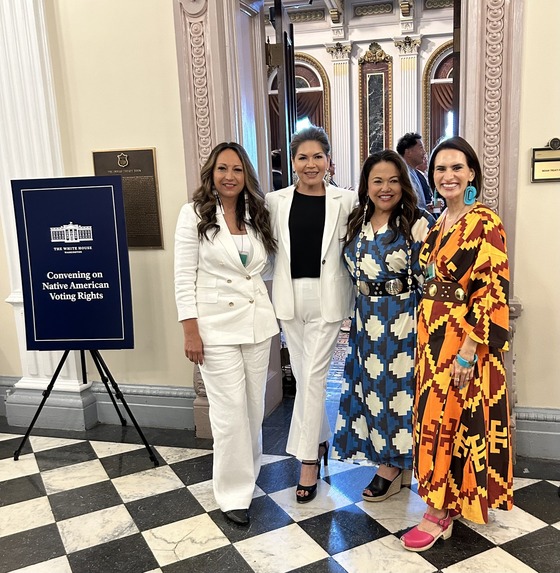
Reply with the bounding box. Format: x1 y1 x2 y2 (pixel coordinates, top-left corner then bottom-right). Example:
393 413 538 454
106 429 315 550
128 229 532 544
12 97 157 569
427 136 482 198
192 142 277 255
345 149 419 247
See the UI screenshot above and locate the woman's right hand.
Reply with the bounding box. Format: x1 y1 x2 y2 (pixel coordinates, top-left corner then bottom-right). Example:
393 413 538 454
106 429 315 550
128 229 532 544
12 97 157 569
181 319 204 365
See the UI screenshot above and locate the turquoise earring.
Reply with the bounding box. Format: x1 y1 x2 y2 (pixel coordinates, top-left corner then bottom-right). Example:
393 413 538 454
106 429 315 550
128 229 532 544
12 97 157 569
464 183 477 205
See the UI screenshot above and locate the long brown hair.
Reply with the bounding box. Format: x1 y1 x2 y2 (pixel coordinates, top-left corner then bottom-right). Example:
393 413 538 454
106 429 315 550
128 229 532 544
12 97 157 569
345 150 419 247
192 142 277 255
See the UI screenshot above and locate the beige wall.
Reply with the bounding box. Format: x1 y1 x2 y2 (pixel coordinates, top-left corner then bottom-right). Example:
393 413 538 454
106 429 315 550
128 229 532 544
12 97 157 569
0 226 20 376
42 0 193 387
515 0 560 408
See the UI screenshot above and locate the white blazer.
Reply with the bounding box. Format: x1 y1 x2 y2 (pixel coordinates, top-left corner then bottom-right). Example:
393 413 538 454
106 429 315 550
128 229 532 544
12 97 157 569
266 184 358 322
174 203 279 345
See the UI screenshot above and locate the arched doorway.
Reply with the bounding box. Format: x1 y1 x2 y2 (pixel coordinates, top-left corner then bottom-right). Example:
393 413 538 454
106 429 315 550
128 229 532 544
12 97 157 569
268 54 330 150
422 40 454 152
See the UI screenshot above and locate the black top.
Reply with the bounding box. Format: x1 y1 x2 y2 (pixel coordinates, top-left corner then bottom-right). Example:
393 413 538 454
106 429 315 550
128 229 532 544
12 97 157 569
289 190 326 278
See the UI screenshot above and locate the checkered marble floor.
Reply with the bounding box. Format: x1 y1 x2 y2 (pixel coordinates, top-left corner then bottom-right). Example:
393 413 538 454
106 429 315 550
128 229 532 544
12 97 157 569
1 407 559 573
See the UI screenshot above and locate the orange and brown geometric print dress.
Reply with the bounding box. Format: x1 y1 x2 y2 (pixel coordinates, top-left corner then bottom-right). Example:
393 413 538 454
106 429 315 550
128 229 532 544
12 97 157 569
414 203 513 524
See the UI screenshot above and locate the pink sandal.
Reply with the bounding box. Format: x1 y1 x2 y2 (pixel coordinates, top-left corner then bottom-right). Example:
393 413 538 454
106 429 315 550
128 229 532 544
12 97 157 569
401 511 453 552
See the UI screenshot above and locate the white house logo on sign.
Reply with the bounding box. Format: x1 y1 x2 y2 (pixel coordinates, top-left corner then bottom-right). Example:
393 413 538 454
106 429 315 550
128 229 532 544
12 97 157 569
50 222 94 254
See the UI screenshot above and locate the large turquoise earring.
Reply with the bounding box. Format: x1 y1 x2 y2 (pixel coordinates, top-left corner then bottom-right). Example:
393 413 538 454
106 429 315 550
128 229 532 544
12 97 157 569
464 183 477 205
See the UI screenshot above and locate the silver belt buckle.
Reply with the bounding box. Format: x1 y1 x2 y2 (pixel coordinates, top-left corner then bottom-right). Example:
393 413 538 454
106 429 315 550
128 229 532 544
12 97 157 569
385 278 403 295
358 281 370 296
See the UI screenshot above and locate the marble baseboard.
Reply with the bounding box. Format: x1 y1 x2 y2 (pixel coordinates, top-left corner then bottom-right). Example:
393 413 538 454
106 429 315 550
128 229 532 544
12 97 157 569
516 407 560 461
0 376 196 432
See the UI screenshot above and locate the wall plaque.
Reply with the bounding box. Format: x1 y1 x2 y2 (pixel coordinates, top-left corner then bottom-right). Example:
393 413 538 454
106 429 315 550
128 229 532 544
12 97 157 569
93 148 163 247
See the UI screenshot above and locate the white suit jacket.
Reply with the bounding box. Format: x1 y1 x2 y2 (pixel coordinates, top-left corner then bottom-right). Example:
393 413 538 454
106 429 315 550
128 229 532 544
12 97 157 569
174 203 279 345
265 184 358 322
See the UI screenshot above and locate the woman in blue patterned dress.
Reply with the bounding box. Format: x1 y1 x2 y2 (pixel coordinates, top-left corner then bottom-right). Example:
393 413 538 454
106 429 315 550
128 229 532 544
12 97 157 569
332 150 433 501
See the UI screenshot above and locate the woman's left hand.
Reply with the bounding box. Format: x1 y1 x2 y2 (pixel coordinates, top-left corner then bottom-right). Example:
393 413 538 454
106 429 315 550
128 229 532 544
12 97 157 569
452 361 475 389
453 338 478 389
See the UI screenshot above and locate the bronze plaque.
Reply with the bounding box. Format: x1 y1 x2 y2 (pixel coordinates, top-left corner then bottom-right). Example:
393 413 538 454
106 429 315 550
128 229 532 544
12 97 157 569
93 148 163 248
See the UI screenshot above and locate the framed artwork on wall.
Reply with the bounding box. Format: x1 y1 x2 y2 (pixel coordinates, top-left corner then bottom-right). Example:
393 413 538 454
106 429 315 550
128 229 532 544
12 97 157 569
359 42 393 165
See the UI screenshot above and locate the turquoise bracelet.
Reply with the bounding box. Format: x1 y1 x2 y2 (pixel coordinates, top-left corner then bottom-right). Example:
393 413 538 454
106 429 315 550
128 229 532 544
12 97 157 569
456 352 478 368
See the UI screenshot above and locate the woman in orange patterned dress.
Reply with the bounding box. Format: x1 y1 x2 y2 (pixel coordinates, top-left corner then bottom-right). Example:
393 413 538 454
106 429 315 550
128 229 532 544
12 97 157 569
401 136 512 552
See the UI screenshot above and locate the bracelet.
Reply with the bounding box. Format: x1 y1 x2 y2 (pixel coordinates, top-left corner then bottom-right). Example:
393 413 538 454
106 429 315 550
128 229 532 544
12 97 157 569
456 352 478 368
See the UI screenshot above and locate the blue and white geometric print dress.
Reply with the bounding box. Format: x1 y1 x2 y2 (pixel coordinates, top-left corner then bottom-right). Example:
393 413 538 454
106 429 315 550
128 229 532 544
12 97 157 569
332 211 433 469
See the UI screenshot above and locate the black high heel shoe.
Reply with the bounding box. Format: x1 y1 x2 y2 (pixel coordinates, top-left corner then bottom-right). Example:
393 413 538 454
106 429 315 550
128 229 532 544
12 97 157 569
362 466 403 502
319 441 329 469
296 459 320 503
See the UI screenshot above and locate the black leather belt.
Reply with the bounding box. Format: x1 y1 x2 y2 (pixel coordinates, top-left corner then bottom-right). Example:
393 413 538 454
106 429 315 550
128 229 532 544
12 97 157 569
422 280 467 303
358 277 411 297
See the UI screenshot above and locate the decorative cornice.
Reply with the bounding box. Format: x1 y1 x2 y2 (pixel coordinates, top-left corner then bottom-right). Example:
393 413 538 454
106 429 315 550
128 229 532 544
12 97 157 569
289 9 325 23
358 42 392 65
326 42 352 61
482 0 505 212
354 3 393 17
425 0 454 9
394 35 421 55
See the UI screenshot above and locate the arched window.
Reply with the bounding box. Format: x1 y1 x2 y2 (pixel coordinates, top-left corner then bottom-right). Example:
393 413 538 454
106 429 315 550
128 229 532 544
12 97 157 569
268 54 330 149
422 41 454 152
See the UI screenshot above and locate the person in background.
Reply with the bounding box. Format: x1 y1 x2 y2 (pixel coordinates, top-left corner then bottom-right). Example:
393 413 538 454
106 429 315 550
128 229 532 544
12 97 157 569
271 149 283 191
332 150 434 502
266 126 357 503
401 136 512 552
327 157 338 186
174 142 278 526
396 132 432 209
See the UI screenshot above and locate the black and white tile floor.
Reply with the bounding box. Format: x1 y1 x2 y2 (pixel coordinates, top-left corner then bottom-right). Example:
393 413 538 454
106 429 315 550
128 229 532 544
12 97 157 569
1 350 559 572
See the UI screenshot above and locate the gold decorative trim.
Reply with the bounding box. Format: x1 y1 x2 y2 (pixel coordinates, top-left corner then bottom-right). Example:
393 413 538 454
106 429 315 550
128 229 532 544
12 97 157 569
354 3 393 17
289 10 325 23
358 43 393 163
422 39 453 153
358 41 392 64
425 0 453 9
294 52 331 139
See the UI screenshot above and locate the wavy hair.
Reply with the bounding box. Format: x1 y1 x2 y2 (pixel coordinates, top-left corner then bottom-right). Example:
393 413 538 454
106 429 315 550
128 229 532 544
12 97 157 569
427 136 482 198
192 142 277 255
345 149 419 247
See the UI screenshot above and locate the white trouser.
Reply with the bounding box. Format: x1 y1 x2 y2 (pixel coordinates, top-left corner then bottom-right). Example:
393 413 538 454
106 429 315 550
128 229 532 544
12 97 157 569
281 278 342 461
198 338 272 512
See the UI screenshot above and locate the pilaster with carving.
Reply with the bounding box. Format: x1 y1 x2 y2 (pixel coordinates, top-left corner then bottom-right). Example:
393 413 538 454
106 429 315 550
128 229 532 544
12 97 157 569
460 0 524 454
325 42 352 188
394 35 422 134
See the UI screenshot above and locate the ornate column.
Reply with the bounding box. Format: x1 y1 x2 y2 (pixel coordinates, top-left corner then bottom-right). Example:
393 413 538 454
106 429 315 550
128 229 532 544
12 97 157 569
325 41 352 188
174 0 281 438
0 1 95 429
459 0 524 455
394 35 422 134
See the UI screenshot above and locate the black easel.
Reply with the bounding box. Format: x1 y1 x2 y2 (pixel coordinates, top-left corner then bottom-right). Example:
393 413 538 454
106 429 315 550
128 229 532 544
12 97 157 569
13 349 159 467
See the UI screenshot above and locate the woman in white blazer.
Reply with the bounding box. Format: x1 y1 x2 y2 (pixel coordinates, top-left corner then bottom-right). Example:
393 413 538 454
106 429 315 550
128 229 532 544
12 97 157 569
266 126 358 503
175 142 278 526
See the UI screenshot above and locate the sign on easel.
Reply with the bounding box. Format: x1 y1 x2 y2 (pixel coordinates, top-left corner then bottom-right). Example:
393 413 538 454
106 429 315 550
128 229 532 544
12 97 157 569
11 176 134 350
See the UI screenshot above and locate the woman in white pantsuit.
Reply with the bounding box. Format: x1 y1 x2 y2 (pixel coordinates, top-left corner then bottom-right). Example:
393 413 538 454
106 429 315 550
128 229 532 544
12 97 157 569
174 142 278 526
266 126 357 503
